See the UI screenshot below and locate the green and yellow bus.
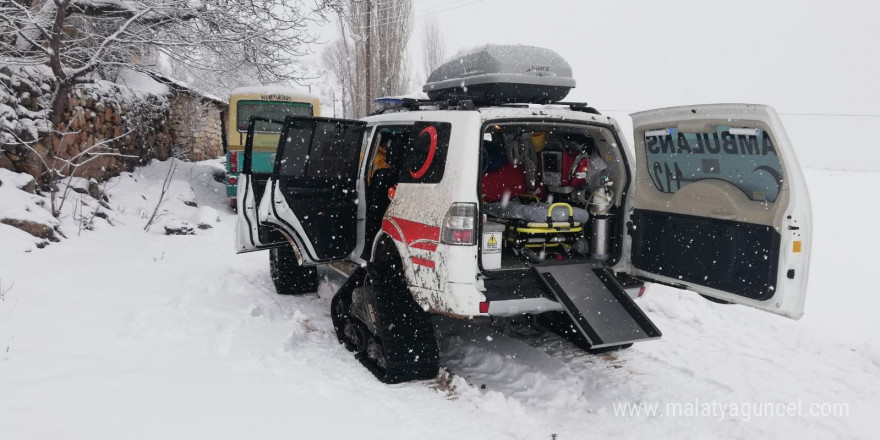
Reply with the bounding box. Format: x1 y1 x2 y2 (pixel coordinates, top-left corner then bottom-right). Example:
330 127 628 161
225 87 321 207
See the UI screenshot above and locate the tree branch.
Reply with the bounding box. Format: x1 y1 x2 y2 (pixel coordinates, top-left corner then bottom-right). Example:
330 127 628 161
64 6 153 81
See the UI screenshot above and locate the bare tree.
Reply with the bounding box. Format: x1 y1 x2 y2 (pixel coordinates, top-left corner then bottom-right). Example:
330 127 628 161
2 0 328 124
422 17 445 77
1 125 137 217
143 157 177 232
53 129 137 217
372 0 412 99
0 278 12 302
0 0 328 213
322 37 361 119
323 0 413 118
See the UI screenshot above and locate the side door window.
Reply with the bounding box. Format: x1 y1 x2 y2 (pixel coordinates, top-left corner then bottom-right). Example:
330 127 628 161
399 121 453 184
366 125 414 184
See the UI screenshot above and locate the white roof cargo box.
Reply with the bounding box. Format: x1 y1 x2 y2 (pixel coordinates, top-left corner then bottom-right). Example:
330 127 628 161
423 44 576 105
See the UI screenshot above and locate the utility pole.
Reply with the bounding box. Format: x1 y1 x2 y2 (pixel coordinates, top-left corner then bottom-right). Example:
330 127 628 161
364 0 372 117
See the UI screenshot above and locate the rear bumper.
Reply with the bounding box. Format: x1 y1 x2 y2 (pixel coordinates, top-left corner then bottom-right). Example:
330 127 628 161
484 297 564 316
477 267 646 317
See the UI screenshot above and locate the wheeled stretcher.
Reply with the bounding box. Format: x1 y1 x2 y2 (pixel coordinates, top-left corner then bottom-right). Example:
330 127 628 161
486 200 588 252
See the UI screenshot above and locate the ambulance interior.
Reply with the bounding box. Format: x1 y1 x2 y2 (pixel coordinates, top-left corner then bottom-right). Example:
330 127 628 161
365 126 412 247
479 123 628 271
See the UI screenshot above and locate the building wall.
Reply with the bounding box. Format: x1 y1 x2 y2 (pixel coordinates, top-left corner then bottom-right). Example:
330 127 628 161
0 65 228 183
169 94 226 162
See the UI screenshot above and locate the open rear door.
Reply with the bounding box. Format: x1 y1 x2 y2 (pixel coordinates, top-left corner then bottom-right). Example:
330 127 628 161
234 117 288 253
260 116 366 265
626 104 812 319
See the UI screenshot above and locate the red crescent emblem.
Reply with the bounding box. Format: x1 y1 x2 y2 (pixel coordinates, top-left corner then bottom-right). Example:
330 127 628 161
409 125 438 179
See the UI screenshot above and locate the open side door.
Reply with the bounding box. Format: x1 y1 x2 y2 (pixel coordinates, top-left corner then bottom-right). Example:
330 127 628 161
235 117 288 253
260 116 367 265
625 104 812 319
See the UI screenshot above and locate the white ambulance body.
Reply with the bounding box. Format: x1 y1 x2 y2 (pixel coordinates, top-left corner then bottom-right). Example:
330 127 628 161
234 45 812 383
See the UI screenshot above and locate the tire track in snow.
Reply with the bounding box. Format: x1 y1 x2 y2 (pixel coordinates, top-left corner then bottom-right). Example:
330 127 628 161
315 242 874 438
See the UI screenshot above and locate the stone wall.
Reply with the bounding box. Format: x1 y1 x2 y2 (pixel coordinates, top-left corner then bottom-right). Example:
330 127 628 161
0 66 173 182
0 65 228 183
60 85 175 180
168 93 226 162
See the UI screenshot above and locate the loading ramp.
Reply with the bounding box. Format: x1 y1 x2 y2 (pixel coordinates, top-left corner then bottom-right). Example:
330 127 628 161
535 263 662 349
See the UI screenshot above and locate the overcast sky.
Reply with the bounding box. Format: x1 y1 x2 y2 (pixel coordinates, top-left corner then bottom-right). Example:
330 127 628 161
315 0 880 170
407 0 877 113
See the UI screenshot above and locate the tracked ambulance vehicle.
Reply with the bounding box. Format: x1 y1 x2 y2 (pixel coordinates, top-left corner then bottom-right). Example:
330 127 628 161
235 45 812 383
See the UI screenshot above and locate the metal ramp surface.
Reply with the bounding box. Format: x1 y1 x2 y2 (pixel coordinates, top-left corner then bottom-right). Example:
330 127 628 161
535 263 662 349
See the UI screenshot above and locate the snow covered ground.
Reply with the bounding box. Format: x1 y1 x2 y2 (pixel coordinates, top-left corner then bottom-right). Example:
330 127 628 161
0 160 877 439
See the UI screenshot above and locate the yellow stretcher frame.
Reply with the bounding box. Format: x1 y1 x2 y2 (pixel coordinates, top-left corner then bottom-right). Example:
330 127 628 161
490 202 585 251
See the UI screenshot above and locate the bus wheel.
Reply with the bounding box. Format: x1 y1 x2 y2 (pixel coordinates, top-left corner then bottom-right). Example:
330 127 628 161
269 247 317 295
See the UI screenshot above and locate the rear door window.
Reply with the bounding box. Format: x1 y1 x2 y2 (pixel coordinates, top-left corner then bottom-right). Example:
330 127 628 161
644 126 783 202
399 121 452 184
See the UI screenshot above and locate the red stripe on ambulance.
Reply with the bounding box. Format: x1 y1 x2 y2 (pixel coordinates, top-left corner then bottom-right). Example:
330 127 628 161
409 241 439 252
410 257 436 269
382 216 441 255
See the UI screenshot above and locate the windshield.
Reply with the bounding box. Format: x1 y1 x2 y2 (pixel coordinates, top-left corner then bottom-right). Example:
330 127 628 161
236 100 313 132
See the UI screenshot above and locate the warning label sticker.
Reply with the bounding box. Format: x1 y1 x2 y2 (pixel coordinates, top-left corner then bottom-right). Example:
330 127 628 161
483 233 501 254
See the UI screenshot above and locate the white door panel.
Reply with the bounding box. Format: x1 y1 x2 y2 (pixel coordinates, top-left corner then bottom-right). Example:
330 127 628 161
262 116 367 265
260 180 319 264
233 117 287 253
626 104 812 319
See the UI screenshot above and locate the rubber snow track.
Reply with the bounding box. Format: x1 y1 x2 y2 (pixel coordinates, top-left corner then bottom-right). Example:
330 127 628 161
0 163 877 439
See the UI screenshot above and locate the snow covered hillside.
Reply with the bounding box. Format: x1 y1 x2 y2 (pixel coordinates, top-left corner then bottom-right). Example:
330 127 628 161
0 161 876 439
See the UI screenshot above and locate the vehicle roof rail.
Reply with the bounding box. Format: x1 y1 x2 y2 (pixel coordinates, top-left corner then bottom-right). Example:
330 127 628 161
555 102 601 115
492 103 531 109
370 98 601 115
371 96 476 114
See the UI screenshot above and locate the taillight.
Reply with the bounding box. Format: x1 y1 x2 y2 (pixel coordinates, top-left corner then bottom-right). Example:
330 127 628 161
638 286 646 298
441 202 477 245
569 157 590 187
479 301 490 314
229 152 239 173
228 176 238 185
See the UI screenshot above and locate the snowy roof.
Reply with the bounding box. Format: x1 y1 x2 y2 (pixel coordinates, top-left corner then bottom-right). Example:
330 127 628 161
146 72 226 105
115 69 170 96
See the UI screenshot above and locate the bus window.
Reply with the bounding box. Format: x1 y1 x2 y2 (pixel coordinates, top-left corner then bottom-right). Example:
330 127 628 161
236 101 313 132
225 88 321 207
